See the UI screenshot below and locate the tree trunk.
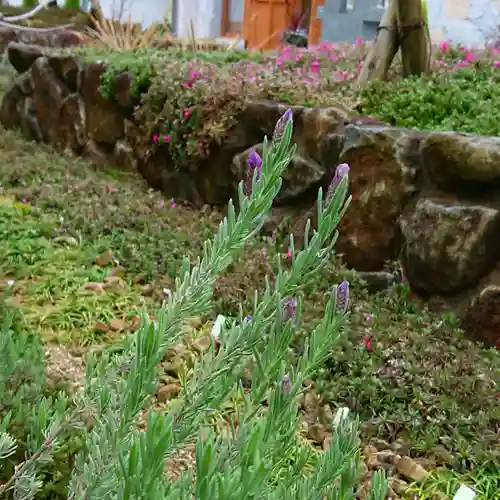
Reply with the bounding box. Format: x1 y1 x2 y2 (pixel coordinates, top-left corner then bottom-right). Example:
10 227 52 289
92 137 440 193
397 0 430 77
357 0 399 87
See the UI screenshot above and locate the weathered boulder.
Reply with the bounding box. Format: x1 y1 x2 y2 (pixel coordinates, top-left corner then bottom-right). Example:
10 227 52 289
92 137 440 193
191 100 347 206
421 132 500 189
400 200 500 294
0 29 84 54
7 42 44 73
334 125 422 271
31 56 71 145
81 63 125 144
461 285 500 349
231 143 329 206
58 94 86 153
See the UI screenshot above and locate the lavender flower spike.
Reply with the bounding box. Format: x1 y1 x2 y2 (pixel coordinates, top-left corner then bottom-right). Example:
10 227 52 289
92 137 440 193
334 280 350 314
326 163 350 203
281 373 292 394
245 150 263 196
283 297 297 324
272 108 293 144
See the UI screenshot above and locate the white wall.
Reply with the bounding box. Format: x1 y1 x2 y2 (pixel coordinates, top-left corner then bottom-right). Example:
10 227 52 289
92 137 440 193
99 0 171 28
427 0 500 47
6 0 171 29
175 0 221 39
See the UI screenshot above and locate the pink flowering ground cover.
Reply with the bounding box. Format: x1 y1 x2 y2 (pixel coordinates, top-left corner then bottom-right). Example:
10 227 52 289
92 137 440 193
115 39 500 170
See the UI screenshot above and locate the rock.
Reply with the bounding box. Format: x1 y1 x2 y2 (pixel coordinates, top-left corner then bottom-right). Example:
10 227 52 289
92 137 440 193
196 100 347 206
306 423 327 444
58 94 86 153
48 54 85 93
0 78 24 129
94 321 109 333
394 456 429 482
84 139 112 168
95 250 113 267
84 282 105 293
20 97 43 142
30 56 71 144
389 478 409 495
108 318 125 332
81 63 125 144
363 445 379 469
400 199 500 294
7 42 44 73
317 404 334 426
357 271 401 292
461 285 500 348
335 125 421 271
103 276 127 291
421 131 500 188
1 29 83 54
232 144 329 206
156 382 181 403
113 71 139 111
113 140 137 171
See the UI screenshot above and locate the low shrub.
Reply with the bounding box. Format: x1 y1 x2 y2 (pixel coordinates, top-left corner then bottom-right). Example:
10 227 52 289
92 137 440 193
0 298 81 499
358 65 500 135
83 40 500 174
0 112 388 499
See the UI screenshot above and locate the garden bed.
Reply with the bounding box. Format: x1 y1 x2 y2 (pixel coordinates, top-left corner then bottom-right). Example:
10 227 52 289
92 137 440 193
0 40 499 499
2 42 500 349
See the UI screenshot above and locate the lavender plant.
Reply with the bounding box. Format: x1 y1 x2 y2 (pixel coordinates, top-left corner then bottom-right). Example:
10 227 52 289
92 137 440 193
0 111 388 499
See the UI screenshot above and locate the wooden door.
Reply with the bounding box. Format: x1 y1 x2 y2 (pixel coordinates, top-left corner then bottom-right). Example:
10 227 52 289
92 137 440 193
243 0 292 51
308 0 324 45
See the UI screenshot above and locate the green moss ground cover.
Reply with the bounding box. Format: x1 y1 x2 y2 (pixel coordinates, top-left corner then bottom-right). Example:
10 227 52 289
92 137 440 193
0 41 499 498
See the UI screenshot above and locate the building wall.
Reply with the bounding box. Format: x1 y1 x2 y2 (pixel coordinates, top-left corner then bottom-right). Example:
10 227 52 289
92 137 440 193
7 0 172 29
316 0 500 47
174 0 222 38
427 0 500 47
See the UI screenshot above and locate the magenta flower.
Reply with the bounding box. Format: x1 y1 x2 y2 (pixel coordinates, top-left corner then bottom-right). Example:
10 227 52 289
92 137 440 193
272 108 293 144
326 163 350 202
245 150 263 196
163 135 171 144
311 60 320 73
152 135 159 142
183 109 192 119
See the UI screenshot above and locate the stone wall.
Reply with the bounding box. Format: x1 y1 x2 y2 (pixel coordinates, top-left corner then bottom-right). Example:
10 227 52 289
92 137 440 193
0 28 84 54
1 42 499 349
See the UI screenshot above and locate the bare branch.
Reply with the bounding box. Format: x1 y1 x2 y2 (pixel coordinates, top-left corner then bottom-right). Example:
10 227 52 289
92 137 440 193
0 19 73 32
0 1 50 23
0 1 73 34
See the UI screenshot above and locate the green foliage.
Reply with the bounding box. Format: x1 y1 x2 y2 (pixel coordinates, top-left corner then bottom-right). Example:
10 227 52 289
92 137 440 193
22 0 37 7
0 299 81 498
88 47 357 171
135 59 251 169
0 115 389 499
358 66 500 135
64 0 81 9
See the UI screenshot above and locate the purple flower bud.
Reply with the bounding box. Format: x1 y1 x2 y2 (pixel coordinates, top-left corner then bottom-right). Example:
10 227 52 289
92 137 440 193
326 163 350 202
245 150 263 196
281 373 292 393
283 297 297 324
272 108 293 144
334 280 350 314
